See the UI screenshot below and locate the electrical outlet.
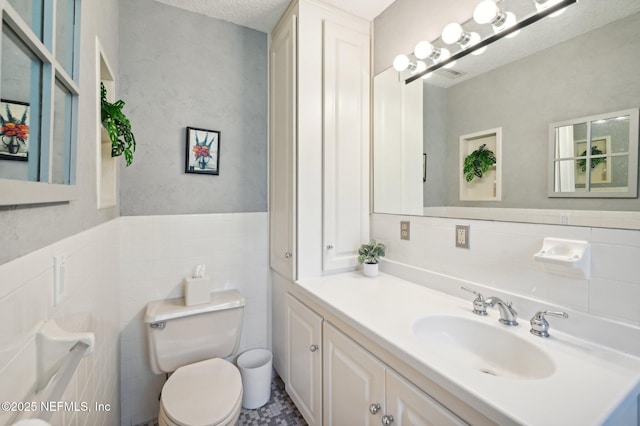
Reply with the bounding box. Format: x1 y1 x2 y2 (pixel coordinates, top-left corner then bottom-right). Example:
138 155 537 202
456 225 470 249
400 221 410 240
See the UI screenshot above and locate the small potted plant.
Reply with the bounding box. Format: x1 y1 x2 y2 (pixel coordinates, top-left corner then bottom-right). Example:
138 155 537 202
358 239 386 277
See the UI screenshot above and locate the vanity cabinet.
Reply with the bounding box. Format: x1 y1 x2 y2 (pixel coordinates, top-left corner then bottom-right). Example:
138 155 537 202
285 293 323 425
286 292 467 426
323 322 465 426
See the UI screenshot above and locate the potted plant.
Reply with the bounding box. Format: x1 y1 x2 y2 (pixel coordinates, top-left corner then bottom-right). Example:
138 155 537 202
358 239 386 277
463 143 496 182
100 82 136 166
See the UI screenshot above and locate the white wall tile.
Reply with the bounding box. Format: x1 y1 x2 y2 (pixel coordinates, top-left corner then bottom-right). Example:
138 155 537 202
0 221 121 425
118 213 269 425
590 279 640 324
372 213 640 327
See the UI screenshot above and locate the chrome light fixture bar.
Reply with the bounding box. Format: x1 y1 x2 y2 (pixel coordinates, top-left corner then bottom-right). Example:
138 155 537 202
405 0 578 84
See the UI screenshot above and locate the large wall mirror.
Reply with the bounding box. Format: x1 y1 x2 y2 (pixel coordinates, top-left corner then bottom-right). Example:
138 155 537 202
373 0 640 228
0 0 81 206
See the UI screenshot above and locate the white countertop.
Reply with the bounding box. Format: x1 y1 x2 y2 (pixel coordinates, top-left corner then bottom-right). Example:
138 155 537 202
295 272 640 425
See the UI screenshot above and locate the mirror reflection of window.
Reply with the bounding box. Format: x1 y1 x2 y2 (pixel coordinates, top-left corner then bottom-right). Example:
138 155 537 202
550 109 638 197
56 0 77 76
0 25 43 182
52 79 73 184
7 0 44 41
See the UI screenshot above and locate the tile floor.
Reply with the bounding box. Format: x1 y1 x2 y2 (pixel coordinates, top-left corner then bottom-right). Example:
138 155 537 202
136 376 306 426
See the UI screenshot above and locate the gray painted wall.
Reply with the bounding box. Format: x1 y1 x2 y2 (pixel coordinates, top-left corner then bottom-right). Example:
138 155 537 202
0 0 120 265
443 13 640 210
118 0 268 216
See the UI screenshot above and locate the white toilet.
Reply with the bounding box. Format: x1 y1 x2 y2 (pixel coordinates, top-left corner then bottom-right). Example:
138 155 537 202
144 290 245 426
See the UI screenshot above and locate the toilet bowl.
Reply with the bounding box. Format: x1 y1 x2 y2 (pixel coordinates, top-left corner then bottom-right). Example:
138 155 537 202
144 290 246 426
158 358 242 426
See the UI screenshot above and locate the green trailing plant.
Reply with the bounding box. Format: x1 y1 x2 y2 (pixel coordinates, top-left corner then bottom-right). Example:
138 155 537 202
463 144 496 182
358 239 386 265
577 146 605 172
100 82 136 166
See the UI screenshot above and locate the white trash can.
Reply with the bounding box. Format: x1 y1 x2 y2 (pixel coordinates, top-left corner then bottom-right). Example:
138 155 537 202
237 348 273 409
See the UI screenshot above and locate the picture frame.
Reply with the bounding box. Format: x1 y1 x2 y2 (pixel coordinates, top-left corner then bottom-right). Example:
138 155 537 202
185 127 220 175
0 100 30 162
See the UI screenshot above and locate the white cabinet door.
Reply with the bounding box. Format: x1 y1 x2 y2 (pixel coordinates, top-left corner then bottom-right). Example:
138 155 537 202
322 20 370 273
323 322 385 426
386 369 466 426
269 9 297 281
286 294 323 426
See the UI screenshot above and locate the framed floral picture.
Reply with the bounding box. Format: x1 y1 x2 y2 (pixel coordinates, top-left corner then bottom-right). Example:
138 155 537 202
185 127 220 175
0 100 30 161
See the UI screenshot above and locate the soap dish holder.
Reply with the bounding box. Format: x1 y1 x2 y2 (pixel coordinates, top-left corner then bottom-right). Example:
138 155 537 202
533 238 590 279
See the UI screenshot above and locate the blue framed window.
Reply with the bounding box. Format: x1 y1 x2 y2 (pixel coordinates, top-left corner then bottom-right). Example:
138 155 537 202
0 0 81 186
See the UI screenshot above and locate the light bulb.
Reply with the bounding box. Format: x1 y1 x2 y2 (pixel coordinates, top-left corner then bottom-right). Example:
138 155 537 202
412 61 427 75
438 48 451 63
498 12 520 38
468 32 487 55
473 0 500 25
414 41 435 60
442 23 465 45
393 54 410 72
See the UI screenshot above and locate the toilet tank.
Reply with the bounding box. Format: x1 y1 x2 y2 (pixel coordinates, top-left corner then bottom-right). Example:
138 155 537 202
144 289 244 374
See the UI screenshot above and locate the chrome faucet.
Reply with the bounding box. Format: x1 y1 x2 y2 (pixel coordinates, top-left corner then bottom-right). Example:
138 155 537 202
460 287 488 316
484 297 518 326
530 310 568 338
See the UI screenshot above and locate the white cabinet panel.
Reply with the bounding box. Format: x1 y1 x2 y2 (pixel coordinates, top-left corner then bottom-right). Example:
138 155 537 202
286 293 323 425
269 8 297 281
323 322 385 426
386 369 466 426
322 21 370 273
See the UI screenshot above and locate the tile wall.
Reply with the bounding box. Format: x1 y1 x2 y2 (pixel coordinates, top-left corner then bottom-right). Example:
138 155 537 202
118 213 269 425
0 212 268 426
371 213 640 352
0 220 121 426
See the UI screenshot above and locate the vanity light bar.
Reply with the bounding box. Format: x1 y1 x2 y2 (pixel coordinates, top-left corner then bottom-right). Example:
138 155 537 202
405 0 578 84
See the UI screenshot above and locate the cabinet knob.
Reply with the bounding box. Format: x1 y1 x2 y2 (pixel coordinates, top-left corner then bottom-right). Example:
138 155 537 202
381 414 395 426
309 344 319 352
369 403 381 415
326 245 334 250
284 252 292 258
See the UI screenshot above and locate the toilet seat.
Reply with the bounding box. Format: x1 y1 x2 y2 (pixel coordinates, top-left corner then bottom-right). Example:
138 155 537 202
160 358 243 426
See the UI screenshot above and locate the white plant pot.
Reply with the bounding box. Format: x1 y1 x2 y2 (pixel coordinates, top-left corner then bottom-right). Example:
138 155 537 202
363 262 379 277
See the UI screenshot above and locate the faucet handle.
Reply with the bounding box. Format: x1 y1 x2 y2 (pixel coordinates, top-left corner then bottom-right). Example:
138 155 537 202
460 286 487 316
530 310 568 338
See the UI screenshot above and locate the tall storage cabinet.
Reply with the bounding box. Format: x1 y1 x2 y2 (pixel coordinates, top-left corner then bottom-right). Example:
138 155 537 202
268 0 371 392
269 0 370 281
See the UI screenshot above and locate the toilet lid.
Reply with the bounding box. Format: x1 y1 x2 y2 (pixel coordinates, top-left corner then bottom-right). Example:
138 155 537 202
162 358 242 426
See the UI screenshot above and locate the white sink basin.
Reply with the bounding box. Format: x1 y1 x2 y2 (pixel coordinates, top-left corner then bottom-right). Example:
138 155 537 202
412 315 555 380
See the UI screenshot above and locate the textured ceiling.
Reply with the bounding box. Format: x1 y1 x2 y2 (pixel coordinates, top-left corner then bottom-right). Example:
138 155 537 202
152 0 396 33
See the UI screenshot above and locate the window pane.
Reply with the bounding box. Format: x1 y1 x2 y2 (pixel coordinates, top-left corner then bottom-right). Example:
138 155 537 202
591 115 630 154
56 0 76 76
7 0 44 40
0 25 43 182
554 159 582 193
52 79 72 184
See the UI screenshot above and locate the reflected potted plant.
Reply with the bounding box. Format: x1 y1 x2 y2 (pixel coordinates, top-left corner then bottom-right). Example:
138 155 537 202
463 144 496 182
358 239 386 277
100 83 136 166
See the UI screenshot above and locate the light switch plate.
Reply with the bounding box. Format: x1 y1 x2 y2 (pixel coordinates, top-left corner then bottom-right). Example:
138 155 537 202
53 254 67 306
